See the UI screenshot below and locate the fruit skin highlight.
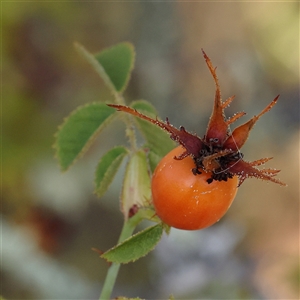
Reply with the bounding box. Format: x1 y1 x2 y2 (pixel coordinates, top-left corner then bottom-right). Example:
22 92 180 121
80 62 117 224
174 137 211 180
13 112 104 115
151 146 239 230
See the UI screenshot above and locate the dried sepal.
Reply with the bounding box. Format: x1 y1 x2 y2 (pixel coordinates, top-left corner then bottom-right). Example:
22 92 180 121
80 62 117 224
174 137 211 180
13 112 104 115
202 49 229 146
202 149 233 172
228 159 286 187
109 51 286 187
222 95 235 109
108 104 204 157
223 95 279 151
249 157 273 167
226 111 246 126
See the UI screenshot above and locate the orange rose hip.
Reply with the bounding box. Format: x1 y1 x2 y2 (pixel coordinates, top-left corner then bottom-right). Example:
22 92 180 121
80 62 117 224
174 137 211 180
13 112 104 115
151 146 238 230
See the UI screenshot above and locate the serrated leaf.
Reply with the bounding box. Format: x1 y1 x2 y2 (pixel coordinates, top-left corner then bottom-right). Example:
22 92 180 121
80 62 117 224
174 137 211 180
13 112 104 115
130 100 176 170
54 103 116 171
95 146 129 198
122 149 151 219
101 224 163 263
75 42 116 92
95 42 135 93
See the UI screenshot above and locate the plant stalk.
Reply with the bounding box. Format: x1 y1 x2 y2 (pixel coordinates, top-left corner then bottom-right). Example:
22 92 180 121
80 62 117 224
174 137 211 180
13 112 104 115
98 211 146 300
114 92 138 151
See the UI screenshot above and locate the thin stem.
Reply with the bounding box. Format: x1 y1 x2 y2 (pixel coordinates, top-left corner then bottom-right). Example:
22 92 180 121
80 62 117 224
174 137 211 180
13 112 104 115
99 93 150 299
98 210 149 300
99 263 121 300
113 92 138 151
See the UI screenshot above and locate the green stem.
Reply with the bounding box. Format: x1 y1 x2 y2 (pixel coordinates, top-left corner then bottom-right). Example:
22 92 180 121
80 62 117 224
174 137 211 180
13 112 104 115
114 92 137 151
99 263 121 300
98 211 147 300
99 93 152 299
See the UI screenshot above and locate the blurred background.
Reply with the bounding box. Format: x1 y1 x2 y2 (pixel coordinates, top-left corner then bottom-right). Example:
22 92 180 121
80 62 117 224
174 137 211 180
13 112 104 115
2 1 299 299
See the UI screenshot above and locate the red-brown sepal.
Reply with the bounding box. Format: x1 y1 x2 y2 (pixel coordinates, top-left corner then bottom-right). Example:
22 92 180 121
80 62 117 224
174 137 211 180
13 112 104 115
108 104 205 157
223 95 279 151
108 51 286 187
202 49 229 146
228 159 286 187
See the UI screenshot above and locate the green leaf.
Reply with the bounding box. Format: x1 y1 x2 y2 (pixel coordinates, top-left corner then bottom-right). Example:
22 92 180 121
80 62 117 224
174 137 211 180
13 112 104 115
75 42 116 92
101 223 163 263
130 100 176 171
95 42 135 93
121 149 151 219
147 151 164 176
54 103 116 171
95 146 129 198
